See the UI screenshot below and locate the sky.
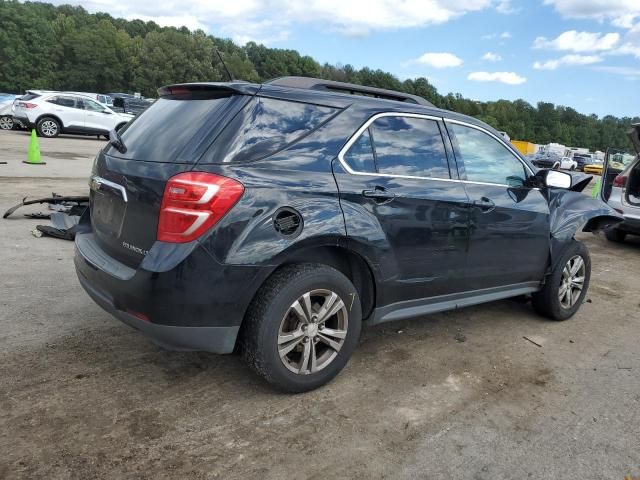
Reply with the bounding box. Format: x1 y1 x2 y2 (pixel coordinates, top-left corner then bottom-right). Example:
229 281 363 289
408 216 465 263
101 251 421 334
53 0 640 118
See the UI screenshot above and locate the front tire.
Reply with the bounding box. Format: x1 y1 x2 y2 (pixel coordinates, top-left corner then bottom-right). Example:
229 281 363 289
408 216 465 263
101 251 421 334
36 117 60 138
0 115 13 130
242 264 362 393
605 227 626 243
532 240 590 321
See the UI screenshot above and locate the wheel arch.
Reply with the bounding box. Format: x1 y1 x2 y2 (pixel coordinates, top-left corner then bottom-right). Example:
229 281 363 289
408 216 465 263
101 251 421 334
35 113 64 129
239 244 377 340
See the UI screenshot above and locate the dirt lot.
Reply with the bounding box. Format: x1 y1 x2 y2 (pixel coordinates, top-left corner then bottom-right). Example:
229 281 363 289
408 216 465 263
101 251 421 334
1 130 639 479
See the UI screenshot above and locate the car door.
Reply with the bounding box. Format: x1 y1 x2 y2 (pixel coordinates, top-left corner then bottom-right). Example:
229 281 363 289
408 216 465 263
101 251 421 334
80 97 115 133
333 113 470 307
46 95 85 130
445 120 550 291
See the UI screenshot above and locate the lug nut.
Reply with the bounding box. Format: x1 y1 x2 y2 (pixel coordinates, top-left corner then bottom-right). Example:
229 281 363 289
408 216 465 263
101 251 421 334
318 324 324 330
303 337 310 343
314 337 320 343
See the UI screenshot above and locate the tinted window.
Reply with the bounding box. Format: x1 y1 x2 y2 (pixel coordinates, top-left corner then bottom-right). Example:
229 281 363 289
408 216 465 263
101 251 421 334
206 97 338 163
449 123 526 186
21 93 40 101
110 95 240 162
47 96 78 109
343 128 376 173
370 116 450 178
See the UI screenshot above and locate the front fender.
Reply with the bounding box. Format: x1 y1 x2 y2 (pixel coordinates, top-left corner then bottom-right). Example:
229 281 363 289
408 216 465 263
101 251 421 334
547 189 622 267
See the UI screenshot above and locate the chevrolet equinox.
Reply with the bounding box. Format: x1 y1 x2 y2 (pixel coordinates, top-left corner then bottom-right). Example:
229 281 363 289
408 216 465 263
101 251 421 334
75 77 621 392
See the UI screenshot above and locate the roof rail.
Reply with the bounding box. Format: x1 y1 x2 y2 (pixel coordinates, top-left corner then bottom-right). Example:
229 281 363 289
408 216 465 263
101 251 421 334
264 76 434 107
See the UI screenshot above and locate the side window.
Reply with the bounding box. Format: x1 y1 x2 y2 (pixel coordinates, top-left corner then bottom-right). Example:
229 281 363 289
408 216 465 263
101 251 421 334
370 116 450 178
82 99 105 112
47 96 76 108
449 123 527 186
342 128 376 173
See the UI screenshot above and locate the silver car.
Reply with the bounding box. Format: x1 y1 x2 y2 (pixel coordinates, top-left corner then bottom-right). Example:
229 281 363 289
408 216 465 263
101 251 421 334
601 123 640 242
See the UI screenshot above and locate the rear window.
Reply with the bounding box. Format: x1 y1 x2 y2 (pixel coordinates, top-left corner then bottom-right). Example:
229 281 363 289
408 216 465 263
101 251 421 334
107 94 242 163
201 96 338 164
20 93 40 101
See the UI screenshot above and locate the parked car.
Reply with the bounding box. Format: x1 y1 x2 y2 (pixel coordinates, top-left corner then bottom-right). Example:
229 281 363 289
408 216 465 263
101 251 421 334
529 153 561 169
107 93 152 115
601 124 640 242
12 92 134 138
0 98 18 130
572 153 593 171
74 76 621 392
560 156 578 170
583 159 604 175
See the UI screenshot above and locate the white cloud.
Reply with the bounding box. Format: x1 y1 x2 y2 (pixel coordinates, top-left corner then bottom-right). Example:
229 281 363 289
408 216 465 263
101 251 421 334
482 31 511 40
495 0 518 14
50 0 495 45
410 52 464 68
543 1 640 26
593 65 640 78
482 52 502 61
533 30 620 52
533 54 603 70
126 14 207 31
468 71 526 84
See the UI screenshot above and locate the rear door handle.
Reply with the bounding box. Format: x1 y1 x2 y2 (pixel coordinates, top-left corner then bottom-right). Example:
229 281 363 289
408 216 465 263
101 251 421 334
362 187 396 203
473 197 495 213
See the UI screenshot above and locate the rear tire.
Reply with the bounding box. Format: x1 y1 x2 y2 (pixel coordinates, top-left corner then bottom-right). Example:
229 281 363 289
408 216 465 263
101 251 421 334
605 227 626 243
241 264 362 393
36 117 60 138
531 240 590 321
0 115 13 130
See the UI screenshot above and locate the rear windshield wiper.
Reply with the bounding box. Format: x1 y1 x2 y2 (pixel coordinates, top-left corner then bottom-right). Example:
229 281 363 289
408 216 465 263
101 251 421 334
109 129 127 154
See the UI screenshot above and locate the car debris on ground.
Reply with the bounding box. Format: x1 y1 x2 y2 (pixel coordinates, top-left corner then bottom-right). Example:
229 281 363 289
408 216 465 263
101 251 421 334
3 193 88 241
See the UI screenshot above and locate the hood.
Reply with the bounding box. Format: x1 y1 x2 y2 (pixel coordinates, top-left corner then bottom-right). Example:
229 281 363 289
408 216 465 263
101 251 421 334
629 123 640 155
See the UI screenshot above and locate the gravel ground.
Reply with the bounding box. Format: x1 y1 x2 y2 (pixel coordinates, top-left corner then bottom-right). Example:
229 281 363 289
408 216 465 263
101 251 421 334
0 130 639 479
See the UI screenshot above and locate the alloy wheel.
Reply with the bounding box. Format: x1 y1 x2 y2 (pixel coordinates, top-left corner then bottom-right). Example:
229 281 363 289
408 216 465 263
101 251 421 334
558 255 585 309
277 289 348 375
41 120 58 137
0 116 13 130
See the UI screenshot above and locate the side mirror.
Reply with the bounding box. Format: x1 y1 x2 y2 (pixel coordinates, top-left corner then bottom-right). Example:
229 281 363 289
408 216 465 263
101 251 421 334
544 170 572 189
102 109 112 114
112 97 125 108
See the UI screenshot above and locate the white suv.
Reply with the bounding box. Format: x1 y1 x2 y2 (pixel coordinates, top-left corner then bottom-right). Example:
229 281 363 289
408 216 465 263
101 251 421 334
12 92 133 138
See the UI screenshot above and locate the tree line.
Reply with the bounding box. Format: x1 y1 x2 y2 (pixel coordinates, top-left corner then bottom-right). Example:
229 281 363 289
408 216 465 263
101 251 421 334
1 0 637 152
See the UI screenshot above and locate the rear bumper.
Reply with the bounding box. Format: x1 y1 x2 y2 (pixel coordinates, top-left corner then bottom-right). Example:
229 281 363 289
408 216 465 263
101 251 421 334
77 268 239 353
74 232 270 353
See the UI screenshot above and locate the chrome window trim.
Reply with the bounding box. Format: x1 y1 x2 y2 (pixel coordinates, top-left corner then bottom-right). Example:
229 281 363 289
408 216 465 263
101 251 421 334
337 112 534 189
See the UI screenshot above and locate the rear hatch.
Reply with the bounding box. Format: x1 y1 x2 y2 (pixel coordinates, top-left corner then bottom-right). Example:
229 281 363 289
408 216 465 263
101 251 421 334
89 84 256 268
600 124 640 204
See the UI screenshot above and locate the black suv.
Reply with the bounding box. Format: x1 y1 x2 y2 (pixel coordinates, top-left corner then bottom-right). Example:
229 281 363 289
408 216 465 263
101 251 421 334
75 77 620 392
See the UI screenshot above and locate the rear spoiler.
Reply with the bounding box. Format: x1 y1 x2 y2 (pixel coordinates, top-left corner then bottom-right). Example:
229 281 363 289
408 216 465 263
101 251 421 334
158 82 260 98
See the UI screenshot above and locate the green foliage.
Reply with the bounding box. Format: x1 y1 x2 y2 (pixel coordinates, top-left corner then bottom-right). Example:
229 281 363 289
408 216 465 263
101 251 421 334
0 0 637 150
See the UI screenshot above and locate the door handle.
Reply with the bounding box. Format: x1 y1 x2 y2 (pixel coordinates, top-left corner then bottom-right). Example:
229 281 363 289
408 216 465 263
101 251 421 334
473 197 495 213
362 186 396 203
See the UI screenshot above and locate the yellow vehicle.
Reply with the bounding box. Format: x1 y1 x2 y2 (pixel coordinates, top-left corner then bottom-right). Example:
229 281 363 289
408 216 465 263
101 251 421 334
583 162 604 175
511 140 536 156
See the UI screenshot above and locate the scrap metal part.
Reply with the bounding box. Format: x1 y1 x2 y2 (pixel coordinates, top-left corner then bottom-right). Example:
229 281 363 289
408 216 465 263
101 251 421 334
3 194 89 219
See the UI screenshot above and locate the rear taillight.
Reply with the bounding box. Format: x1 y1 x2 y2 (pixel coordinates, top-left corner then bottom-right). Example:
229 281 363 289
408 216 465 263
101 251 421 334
158 172 244 243
19 102 37 108
613 175 627 188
